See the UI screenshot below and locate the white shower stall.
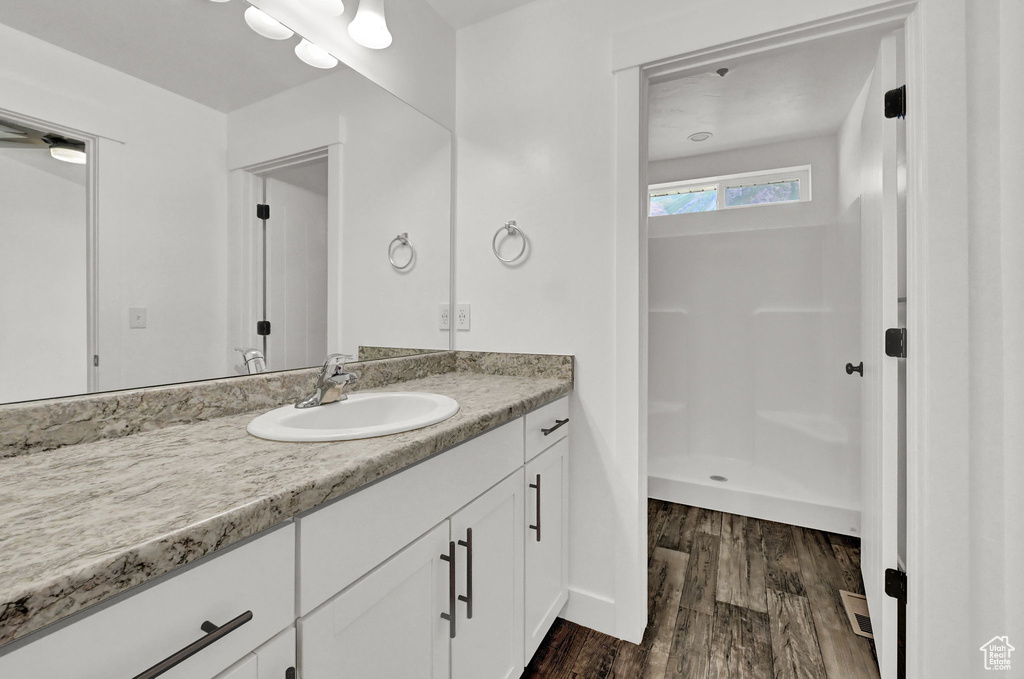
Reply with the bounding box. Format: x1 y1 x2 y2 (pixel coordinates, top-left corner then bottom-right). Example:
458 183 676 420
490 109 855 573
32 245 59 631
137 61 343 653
644 34 882 535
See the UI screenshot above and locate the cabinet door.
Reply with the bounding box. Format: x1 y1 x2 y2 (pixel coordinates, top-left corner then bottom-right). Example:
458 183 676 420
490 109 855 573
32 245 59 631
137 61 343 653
254 626 295 679
215 655 258 679
450 471 525 679
523 437 569 664
298 522 451 679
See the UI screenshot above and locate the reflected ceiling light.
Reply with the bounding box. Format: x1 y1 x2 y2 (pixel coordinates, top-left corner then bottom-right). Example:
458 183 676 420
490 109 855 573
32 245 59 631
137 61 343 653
688 131 713 142
207 0 231 3
348 0 392 49
295 39 338 69
299 0 345 16
49 140 87 164
244 7 294 40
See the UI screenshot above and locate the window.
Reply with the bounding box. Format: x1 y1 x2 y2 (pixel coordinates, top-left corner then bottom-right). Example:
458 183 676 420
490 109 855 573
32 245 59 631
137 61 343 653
649 165 811 216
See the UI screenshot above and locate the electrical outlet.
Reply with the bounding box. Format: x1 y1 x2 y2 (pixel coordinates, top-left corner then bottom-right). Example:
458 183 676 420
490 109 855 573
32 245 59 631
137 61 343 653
439 304 450 330
456 304 471 330
129 307 147 329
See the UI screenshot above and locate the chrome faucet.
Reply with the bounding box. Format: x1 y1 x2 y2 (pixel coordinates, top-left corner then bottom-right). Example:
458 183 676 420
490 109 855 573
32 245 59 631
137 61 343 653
296 354 359 409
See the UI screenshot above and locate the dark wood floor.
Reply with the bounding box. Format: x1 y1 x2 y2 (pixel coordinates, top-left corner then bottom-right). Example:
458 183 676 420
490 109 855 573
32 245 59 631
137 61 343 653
522 500 880 679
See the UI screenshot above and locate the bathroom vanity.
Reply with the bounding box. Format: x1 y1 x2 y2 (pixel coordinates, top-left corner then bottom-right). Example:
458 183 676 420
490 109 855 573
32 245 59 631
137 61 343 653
0 352 572 679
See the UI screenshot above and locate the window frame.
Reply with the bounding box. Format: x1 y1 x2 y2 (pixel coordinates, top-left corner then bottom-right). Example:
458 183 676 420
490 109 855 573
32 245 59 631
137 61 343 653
648 164 812 215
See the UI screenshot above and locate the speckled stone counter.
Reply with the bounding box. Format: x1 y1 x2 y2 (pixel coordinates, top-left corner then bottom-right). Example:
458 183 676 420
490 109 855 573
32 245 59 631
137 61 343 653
0 353 572 648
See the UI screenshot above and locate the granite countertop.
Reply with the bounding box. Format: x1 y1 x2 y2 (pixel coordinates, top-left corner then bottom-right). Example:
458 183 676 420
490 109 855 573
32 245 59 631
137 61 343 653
0 369 571 647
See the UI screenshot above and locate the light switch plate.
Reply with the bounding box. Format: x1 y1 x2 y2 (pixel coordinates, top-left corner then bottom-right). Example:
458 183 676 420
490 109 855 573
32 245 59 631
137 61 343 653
439 304 450 330
456 304 471 330
129 307 147 329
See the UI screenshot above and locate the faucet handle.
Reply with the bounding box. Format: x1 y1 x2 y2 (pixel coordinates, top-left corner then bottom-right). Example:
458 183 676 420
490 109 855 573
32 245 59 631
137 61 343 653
322 353 355 375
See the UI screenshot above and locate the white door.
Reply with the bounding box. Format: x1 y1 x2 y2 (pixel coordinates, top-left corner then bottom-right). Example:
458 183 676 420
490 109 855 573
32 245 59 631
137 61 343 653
299 522 451 679
264 170 329 371
523 438 569 665
860 31 902 679
450 471 525 679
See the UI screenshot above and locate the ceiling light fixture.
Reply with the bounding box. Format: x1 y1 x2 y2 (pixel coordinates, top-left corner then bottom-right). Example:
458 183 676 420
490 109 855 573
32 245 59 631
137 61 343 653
688 132 713 142
299 0 345 16
295 39 339 69
348 0 392 49
244 6 294 40
49 140 87 164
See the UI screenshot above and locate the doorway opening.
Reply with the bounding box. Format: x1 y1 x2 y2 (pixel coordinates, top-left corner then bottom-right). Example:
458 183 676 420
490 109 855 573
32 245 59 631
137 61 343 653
640 22 907 679
238 149 330 374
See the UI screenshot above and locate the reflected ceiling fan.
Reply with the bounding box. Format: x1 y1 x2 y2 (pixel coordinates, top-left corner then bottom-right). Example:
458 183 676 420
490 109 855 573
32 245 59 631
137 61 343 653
0 119 87 164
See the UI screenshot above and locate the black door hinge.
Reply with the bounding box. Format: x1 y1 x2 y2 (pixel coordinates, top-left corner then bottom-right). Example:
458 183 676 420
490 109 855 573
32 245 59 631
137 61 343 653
885 567 908 603
93 354 100 367
885 327 907 358
256 320 271 336
885 85 906 119
285 668 296 679
256 203 270 220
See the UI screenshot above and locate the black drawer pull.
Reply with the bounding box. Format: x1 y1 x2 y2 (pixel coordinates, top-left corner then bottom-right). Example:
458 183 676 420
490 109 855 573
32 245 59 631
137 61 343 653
132 610 253 679
439 541 457 638
541 418 569 436
458 528 473 619
529 474 542 542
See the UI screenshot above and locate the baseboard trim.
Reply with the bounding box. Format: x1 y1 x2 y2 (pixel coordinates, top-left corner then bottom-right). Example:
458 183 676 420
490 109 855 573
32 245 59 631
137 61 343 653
649 475 861 537
560 587 616 636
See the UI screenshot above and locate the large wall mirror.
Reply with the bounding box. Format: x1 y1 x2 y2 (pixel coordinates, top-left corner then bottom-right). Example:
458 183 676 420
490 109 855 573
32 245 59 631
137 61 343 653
0 0 453 405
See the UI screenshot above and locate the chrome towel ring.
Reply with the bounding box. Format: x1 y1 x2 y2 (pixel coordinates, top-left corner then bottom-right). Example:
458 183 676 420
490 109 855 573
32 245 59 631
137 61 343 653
492 220 526 263
388 232 414 270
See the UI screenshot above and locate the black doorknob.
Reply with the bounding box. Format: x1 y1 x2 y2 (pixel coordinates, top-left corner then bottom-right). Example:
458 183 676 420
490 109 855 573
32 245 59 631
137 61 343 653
846 362 864 376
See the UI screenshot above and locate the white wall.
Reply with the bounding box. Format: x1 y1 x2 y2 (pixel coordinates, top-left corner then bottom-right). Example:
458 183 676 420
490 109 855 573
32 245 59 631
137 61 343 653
227 69 451 360
456 0 911 643
0 23 229 395
0 150 87 402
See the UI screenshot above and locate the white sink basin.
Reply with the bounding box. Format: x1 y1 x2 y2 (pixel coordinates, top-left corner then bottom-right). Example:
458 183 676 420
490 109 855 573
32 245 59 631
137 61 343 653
247 392 460 442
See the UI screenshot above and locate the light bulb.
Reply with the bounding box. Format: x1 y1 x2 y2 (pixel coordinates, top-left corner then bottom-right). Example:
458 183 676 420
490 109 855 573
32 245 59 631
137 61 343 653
348 0 392 49
295 39 338 69
244 6 294 40
299 0 345 16
50 144 87 164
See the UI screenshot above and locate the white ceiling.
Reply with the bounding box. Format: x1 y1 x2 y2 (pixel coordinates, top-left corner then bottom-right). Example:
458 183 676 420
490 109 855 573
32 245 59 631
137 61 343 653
423 0 536 29
647 29 888 162
0 0 336 113
264 157 329 196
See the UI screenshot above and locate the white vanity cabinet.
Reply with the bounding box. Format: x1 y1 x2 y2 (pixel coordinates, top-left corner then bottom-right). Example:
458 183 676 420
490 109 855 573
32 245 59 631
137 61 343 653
450 471 524 679
299 522 452 679
523 437 569 663
297 398 570 679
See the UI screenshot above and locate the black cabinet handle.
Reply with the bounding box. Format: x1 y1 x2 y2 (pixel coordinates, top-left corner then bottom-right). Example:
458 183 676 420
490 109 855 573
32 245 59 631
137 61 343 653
542 419 569 436
458 528 473 619
439 541 457 638
132 610 253 679
846 362 864 376
529 474 542 542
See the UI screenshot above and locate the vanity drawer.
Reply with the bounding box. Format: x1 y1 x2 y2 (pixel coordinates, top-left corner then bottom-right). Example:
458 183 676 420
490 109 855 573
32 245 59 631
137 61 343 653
524 396 569 463
298 419 523 615
0 523 295 679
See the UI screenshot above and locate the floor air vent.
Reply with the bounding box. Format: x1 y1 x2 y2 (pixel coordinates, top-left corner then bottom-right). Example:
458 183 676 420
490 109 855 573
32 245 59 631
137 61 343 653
840 590 874 639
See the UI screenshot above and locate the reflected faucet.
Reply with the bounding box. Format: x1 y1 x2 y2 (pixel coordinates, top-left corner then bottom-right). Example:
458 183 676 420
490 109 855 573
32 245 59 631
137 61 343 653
296 354 359 409
235 347 266 375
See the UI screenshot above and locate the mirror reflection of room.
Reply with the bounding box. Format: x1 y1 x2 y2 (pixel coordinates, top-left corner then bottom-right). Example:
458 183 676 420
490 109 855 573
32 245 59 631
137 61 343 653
0 0 452 404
